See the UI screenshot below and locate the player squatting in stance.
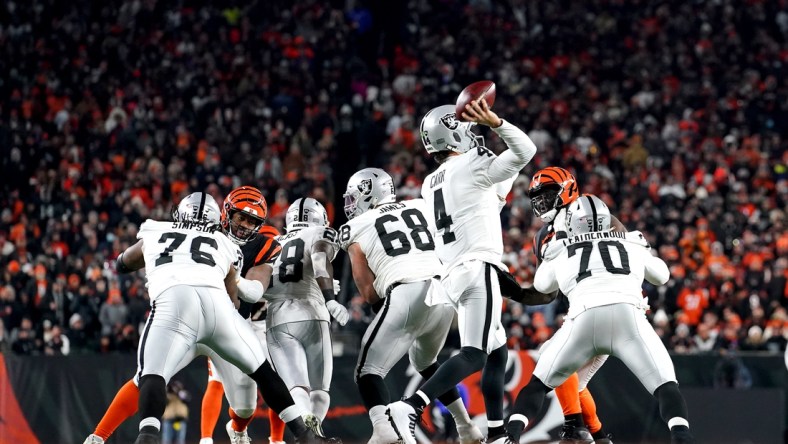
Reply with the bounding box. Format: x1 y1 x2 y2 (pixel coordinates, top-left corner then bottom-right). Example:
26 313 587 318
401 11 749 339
264 197 350 434
386 98 538 444
528 167 623 443
113 192 340 444
339 168 484 444
505 195 694 444
83 187 289 444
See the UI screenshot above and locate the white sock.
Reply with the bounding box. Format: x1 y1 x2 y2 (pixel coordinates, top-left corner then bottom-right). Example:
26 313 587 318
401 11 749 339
199 439 214 444
369 405 388 425
488 419 504 428
446 398 472 426
290 387 312 414
668 417 690 429
279 405 305 423
139 417 161 431
310 390 330 421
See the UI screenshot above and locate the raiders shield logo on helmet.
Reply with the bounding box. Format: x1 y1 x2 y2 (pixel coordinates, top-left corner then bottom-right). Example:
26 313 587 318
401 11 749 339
440 113 459 130
357 178 373 195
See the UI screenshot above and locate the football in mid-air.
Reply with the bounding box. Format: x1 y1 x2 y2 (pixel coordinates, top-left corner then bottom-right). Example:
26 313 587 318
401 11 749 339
455 80 496 121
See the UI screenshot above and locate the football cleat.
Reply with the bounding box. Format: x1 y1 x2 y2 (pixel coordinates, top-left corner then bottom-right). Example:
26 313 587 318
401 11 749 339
83 435 105 444
269 439 286 444
303 413 326 437
367 420 402 444
456 422 484 444
485 433 514 444
385 401 419 444
594 434 614 443
559 424 594 443
226 420 252 444
199 439 215 444
296 429 342 443
670 428 695 444
133 431 161 444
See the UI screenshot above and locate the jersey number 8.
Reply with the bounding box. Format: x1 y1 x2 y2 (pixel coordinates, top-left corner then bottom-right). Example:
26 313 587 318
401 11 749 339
375 209 435 257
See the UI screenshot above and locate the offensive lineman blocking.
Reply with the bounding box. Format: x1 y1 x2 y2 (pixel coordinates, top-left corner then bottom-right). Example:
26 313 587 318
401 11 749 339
339 168 483 444
117 192 338 444
505 195 694 444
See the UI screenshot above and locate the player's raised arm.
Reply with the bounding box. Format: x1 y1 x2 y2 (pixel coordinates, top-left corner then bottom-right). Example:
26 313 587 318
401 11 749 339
116 239 145 273
461 98 538 184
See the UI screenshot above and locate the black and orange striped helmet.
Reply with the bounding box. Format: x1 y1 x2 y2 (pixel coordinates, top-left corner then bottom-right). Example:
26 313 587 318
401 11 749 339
221 186 268 245
528 167 580 221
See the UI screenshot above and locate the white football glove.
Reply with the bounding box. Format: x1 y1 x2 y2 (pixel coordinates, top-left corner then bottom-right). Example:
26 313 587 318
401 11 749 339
326 300 349 326
333 279 341 295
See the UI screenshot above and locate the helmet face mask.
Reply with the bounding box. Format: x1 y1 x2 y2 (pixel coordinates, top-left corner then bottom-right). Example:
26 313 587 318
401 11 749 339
528 167 580 223
286 198 329 231
420 105 485 155
174 192 222 225
221 186 268 245
343 168 396 219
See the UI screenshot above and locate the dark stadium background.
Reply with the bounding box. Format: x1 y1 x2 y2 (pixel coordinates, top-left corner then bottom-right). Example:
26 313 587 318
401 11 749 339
0 0 786 443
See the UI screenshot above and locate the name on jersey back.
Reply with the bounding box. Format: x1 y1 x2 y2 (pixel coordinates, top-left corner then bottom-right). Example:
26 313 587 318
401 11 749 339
378 202 406 213
567 231 625 244
171 221 220 233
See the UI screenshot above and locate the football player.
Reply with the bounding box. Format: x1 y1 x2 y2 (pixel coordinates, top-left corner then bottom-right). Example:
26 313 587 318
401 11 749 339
339 168 484 444
82 188 322 444
505 196 694 444
115 192 339 444
528 167 617 443
263 197 349 435
386 99 538 444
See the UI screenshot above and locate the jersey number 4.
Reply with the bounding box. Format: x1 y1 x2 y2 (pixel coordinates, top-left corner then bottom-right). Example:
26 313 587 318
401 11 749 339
155 232 217 267
375 209 435 257
567 240 630 283
433 189 456 244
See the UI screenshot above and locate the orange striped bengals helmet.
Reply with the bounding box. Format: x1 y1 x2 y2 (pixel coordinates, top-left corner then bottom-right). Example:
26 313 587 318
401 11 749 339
221 186 268 245
528 167 579 222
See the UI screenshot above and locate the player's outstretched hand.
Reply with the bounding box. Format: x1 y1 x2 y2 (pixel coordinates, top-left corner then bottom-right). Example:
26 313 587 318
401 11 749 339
461 98 503 128
326 300 349 326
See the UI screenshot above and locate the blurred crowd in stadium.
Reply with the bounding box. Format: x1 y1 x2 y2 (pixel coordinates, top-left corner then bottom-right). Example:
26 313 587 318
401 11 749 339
0 0 786 358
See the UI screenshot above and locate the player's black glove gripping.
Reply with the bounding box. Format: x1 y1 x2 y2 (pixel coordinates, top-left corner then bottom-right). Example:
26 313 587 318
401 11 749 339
496 268 556 306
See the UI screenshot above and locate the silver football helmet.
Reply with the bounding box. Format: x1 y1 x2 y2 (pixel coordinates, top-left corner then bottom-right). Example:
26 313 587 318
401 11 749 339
565 195 611 235
419 104 484 154
343 168 396 219
173 192 222 224
286 197 329 231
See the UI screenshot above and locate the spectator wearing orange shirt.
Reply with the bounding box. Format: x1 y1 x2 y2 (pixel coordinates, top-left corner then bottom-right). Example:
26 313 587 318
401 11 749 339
676 279 710 326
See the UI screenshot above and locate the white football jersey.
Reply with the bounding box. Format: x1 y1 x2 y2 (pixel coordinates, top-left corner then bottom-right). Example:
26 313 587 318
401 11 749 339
421 147 514 273
265 225 339 328
339 199 442 298
533 231 670 319
137 220 242 301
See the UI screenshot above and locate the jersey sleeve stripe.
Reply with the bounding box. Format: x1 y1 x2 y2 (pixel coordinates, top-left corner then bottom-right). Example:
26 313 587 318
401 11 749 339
255 239 282 265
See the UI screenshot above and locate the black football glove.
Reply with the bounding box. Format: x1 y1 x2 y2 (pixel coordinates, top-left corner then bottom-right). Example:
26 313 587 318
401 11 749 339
496 267 557 306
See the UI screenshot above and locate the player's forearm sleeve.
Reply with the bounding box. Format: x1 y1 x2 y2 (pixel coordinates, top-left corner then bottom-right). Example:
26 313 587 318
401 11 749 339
487 120 538 183
534 263 559 294
237 277 265 303
644 255 671 286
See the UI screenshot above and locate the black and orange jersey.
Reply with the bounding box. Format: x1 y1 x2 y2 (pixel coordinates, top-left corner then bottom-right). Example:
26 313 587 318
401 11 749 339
533 223 555 264
238 224 281 319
